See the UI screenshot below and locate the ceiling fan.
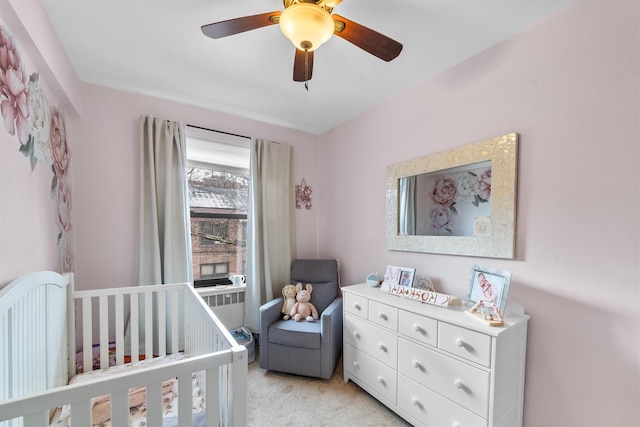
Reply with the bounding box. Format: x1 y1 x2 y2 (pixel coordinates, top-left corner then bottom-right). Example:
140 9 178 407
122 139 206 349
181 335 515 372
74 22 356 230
201 0 403 87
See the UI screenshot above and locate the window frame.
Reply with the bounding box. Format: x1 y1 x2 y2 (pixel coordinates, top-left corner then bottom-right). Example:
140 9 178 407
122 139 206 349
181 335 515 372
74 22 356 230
186 126 250 288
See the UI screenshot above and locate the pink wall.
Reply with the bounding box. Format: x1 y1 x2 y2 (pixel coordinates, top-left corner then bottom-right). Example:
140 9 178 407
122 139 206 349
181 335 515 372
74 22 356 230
317 1 639 425
68 84 320 290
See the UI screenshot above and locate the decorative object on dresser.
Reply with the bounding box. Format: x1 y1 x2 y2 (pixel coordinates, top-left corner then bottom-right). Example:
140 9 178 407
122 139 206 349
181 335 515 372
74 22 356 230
366 273 380 287
342 282 529 427
381 268 458 308
382 265 416 288
464 265 511 327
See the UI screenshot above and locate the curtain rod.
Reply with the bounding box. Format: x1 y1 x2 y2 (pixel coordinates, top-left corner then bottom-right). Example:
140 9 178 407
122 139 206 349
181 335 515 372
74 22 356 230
186 124 251 140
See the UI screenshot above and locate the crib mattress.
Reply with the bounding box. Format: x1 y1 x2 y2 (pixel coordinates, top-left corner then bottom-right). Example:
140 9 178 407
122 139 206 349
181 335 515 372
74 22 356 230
50 354 206 427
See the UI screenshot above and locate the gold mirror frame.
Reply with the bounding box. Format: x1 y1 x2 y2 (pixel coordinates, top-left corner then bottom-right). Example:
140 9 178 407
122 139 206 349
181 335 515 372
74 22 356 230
386 133 518 258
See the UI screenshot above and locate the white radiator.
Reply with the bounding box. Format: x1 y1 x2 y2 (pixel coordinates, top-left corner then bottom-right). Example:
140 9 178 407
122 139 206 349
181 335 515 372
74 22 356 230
196 284 246 330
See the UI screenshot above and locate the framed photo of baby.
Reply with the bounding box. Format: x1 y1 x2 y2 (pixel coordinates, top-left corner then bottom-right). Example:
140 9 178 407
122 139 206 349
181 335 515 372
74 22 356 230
466 265 511 322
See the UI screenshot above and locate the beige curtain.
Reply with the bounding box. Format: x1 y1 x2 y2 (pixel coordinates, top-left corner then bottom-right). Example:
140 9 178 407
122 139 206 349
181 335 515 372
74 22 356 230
131 115 192 353
245 139 295 332
138 116 192 285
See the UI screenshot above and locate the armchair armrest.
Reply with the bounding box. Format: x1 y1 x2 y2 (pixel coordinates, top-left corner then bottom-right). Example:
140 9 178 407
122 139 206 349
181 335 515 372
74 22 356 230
260 297 283 335
259 297 284 370
320 297 343 334
320 297 343 379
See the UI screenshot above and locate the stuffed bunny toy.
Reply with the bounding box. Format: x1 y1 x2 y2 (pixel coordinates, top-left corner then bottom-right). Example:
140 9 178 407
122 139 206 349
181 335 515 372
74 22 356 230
281 284 297 320
290 283 319 322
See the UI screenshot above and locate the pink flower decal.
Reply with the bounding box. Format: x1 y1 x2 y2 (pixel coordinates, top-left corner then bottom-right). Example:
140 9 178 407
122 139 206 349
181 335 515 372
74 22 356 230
477 169 491 201
430 205 454 233
430 177 458 206
55 175 72 233
58 231 74 273
0 25 29 144
50 107 69 178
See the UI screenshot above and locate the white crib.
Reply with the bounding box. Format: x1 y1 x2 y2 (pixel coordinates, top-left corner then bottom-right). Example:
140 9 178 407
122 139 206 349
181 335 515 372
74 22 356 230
0 271 247 426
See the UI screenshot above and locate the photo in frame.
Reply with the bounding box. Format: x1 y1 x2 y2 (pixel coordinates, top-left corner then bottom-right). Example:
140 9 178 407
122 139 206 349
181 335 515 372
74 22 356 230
466 265 511 321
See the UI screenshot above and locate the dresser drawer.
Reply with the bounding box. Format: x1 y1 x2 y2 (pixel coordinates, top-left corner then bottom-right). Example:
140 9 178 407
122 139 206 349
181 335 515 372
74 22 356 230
398 338 489 418
345 314 397 368
344 344 397 404
344 292 368 318
438 322 492 368
397 375 487 427
368 300 398 331
399 310 438 347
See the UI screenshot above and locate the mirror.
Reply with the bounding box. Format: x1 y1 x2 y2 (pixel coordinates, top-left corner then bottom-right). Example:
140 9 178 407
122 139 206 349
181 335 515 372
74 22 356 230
386 133 518 258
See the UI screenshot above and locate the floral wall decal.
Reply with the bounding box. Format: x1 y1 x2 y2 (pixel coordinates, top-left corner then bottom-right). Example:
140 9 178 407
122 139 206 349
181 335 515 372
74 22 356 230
423 163 492 236
0 23 74 273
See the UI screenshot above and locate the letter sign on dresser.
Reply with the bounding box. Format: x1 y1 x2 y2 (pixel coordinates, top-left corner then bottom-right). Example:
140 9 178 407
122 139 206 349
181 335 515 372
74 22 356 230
342 283 529 427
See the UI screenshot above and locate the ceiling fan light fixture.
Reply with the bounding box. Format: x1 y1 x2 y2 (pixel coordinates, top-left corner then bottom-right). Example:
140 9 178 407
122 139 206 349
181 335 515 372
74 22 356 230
279 3 334 51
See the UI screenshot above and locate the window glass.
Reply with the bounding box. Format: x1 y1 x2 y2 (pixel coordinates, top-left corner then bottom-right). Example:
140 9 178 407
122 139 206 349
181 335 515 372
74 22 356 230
186 126 250 285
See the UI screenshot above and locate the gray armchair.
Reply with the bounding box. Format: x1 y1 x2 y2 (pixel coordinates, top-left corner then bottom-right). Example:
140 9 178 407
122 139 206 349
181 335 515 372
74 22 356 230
259 259 342 379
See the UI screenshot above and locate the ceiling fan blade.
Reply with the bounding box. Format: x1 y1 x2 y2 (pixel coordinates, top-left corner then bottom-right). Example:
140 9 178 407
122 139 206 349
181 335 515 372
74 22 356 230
201 11 281 39
332 14 403 62
293 49 314 82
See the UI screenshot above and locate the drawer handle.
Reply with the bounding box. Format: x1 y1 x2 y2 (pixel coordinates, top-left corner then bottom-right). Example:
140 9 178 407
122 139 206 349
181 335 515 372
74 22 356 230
352 360 359 368
378 312 387 320
455 338 466 348
454 379 464 389
378 343 387 352
410 397 422 409
412 360 424 371
377 376 385 385
413 324 424 333
353 303 361 310
352 331 361 339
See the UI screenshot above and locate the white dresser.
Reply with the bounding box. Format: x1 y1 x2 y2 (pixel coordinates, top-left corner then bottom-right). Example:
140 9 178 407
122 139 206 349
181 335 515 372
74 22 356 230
342 283 529 427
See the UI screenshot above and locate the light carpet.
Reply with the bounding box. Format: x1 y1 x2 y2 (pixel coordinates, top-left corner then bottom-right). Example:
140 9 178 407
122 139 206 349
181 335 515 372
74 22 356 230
246 347 411 427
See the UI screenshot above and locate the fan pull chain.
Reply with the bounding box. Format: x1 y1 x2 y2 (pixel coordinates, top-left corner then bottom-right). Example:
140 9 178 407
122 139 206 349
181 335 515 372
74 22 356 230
304 48 309 91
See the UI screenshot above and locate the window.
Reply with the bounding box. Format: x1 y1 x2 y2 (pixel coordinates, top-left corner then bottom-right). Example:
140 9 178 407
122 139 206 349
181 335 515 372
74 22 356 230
186 126 250 286
200 262 229 279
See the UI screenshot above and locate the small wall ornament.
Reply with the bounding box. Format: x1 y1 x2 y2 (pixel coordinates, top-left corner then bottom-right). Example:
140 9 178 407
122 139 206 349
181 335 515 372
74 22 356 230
295 178 312 209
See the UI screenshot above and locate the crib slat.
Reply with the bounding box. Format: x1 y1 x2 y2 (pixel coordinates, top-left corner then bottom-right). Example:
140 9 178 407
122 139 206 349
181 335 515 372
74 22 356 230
82 297 92 373
146 381 163 427
130 293 139 362
158 291 166 356
111 389 129 426
144 292 153 359
99 295 109 368
178 372 193 426
70 399 93 426
115 294 124 365
206 366 220 426
170 289 179 354
23 409 48 426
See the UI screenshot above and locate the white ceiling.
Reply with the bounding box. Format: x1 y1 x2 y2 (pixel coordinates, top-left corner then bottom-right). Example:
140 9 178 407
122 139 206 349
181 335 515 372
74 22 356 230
41 0 577 135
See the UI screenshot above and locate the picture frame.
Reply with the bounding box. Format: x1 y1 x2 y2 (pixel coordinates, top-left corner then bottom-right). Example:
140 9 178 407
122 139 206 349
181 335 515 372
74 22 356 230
381 265 416 294
399 268 416 287
386 132 518 258
382 265 402 286
466 265 511 316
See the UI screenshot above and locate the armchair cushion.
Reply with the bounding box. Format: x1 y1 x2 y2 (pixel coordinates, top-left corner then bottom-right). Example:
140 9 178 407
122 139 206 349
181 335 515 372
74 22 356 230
269 320 321 349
